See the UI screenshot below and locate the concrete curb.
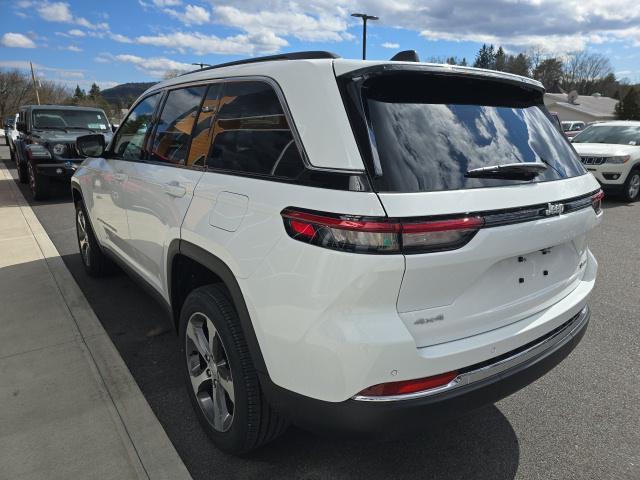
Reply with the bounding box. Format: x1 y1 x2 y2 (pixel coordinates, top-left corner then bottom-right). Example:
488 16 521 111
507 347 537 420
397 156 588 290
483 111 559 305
0 160 192 480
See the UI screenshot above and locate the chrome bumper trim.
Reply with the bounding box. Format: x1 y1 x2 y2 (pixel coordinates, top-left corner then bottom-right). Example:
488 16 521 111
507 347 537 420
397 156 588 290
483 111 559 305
353 306 590 402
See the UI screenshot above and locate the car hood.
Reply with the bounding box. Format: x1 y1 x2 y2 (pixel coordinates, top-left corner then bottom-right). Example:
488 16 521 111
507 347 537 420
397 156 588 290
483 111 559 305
572 143 640 157
32 130 113 144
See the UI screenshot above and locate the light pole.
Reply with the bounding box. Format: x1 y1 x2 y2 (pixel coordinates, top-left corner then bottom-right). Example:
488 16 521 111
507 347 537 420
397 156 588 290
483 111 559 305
351 13 378 60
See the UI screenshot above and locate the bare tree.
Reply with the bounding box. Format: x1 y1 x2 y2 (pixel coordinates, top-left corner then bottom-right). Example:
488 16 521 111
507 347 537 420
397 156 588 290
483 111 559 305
561 52 613 95
0 69 70 120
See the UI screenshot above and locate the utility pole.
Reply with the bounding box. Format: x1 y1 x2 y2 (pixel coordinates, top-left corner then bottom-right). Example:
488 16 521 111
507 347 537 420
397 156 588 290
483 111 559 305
351 13 379 60
29 61 40 105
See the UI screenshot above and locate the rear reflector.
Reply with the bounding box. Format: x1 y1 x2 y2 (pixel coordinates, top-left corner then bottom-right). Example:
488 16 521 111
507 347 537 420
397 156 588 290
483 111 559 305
357 371 459 397
281 208 482 254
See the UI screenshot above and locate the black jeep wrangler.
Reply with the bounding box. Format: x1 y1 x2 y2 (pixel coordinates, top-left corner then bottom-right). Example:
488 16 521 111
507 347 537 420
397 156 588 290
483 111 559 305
14 105 113 200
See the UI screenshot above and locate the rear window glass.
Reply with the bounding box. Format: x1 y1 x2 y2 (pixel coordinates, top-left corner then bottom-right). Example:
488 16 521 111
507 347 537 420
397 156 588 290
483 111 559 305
354 74 585 193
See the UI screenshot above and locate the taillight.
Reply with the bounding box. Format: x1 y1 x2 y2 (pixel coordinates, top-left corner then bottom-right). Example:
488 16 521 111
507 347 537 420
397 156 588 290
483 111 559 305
281 208 483 254
356 371 459 398
591 190 604 214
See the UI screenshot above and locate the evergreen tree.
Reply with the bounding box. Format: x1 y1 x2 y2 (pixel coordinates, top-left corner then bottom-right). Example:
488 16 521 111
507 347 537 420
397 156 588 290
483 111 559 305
494 46 507 71
505 53 530 77
88 83 101 100
460 57 468 67
616 88 640 120
473 44 496 69
72 85 85 103
533 58 563 91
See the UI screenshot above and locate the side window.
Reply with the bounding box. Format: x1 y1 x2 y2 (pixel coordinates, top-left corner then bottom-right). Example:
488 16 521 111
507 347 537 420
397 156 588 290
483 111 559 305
151 86 206 165
112 94 160 160
206 81 304 178
186 84 222 167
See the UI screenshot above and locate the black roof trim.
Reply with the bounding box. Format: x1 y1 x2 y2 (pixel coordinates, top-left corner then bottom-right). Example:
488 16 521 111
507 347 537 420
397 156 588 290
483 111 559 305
182 51 340 76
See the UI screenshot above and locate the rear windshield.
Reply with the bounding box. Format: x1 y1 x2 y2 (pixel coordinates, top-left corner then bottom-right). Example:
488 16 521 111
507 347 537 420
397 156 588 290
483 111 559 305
572 124 640 145
347 73 585 193
32 109 110 131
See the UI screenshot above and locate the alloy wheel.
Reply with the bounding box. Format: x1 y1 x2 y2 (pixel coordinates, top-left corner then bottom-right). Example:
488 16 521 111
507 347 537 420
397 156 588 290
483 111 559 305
185 312 235 432
628 173 640 200
76 209 91 267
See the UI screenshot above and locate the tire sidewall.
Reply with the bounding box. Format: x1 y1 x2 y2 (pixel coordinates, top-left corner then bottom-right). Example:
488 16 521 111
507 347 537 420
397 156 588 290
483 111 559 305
178 287 255 453
625 170 640 202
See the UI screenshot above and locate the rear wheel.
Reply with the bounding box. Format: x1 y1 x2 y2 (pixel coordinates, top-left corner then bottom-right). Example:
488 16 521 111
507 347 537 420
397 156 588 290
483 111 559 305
622 169 640 202
179 285 288 454
75 201 115 276
28 161 50 200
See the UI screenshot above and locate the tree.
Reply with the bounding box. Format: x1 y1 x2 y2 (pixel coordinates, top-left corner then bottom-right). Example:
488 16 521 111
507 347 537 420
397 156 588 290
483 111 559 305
561 52 613 95
533 58 563 91
473 44 496 69
494 47 507 71
616 87 640 120
73 85 86 102
88 82 101 100
460 57 468 67
0 69 68 119
505 53 530 77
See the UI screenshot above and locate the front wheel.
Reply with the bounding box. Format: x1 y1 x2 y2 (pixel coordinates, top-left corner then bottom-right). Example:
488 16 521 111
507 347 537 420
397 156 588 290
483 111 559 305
75 201 115 276
622 170 640 202
17 159 28 184
28 161 50 200
179 285 288 454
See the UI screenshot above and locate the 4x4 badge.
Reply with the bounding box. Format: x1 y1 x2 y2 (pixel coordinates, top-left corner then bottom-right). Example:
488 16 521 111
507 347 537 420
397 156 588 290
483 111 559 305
545 202 564 216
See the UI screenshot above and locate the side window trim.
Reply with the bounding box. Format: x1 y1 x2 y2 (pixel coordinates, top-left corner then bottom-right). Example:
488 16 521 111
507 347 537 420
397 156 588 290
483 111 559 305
184 83 219 168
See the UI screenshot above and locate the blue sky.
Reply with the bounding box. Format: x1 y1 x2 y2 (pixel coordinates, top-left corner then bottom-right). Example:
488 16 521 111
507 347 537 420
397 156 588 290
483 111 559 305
1 0 639 91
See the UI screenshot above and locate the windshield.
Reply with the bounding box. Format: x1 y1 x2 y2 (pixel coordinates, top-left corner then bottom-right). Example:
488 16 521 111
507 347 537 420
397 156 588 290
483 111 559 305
572 124 640 145
32 109 110 131
347 73 585 193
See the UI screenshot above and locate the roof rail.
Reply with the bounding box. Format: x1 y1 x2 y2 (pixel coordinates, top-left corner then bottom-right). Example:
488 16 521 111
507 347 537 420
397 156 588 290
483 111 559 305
182 51 340 76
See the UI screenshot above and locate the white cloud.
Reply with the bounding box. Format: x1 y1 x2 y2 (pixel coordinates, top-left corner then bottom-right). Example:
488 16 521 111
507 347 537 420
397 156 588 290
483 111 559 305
1 32 37 48
153 0 182 6
381 42 400 49
38 1 73 22
65 45 82 52
165 4 210 25
135 31 287 55
68 29 85 37
113 53 193 77
110 33 133 43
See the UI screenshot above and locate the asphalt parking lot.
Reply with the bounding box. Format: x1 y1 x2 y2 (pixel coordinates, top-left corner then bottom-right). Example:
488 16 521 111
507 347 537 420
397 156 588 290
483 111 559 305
1 145 638 480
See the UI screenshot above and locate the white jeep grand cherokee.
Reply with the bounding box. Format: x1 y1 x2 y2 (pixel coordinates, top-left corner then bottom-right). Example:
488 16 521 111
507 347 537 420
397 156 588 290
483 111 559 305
71 51 602 454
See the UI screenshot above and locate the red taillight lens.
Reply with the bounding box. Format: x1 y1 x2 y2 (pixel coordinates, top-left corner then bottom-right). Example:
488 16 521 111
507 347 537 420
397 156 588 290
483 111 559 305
357 371 459 397
281 208 483 254
591 189 604 214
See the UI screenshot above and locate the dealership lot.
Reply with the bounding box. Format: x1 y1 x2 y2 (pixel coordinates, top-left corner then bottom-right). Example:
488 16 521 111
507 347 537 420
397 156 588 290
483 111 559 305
1 145 638 479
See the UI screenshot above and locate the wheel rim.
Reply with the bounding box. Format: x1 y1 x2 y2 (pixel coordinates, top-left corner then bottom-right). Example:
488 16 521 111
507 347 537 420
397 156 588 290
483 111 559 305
76 209 91 267
629 173 640 199
185 312 235 432
28 162 36 193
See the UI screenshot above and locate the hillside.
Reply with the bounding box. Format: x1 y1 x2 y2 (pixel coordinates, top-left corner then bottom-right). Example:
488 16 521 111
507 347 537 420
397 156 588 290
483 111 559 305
101 82 155 107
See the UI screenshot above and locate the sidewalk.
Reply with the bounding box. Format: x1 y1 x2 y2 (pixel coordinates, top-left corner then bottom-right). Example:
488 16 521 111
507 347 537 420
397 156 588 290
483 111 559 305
0 158 191 480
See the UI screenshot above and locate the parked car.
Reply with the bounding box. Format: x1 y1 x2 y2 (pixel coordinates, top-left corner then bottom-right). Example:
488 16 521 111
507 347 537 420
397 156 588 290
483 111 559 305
14 105 112 200
71 51 602 454
572 121 640 201
5 113 20 161
550 111 562 131
562 120 586 138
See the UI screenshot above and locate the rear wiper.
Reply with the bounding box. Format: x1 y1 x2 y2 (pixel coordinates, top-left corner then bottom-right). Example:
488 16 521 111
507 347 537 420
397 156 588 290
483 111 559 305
465 162 547 180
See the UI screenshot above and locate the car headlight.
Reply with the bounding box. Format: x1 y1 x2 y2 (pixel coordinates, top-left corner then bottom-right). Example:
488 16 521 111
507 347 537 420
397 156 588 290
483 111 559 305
606 155 630 164
52 143 66 156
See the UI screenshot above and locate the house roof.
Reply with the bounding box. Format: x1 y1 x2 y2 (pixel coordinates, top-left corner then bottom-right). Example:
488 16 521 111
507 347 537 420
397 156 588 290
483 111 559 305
544 93 618 118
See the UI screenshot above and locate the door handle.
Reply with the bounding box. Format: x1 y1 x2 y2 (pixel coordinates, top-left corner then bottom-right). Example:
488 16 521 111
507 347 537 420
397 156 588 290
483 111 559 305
113 173 127 182
164 181 187 198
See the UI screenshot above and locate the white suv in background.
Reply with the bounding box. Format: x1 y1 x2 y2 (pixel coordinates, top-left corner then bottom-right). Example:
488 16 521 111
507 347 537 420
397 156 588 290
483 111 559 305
572 121 640 202
71 51 602 454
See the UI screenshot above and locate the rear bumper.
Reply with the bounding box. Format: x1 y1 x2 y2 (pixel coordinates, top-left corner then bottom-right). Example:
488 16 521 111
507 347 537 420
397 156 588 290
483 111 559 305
261 305 590 435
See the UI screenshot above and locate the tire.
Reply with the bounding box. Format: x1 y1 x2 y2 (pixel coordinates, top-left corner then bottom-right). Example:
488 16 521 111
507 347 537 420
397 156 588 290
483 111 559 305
622 169 640 202
28 161 51 200
75 201 115 277
17 158 28 184
9 145 16 162
179 285 288 454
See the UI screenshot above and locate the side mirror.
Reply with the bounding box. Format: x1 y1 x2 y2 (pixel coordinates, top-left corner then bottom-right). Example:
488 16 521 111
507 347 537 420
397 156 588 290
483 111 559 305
77 134 106 157
111 124 119 133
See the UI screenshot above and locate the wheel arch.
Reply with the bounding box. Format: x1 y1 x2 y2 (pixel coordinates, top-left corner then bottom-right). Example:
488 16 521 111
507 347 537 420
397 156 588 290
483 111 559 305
168 240 268 374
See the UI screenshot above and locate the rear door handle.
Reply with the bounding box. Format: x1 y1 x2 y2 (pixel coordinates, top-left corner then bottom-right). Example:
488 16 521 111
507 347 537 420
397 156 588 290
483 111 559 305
164 181 187 198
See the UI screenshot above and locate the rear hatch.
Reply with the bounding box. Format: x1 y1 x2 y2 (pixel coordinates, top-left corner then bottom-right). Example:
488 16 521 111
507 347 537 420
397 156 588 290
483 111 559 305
338 67 601 347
